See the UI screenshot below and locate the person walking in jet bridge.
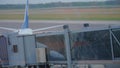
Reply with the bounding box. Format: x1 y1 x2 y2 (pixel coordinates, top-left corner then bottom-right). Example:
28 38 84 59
73 37 81 60
73 37 89 60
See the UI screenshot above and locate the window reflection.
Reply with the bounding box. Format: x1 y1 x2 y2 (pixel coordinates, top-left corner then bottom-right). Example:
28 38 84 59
71 30 112 60
36 35 66 61
112 30 120 58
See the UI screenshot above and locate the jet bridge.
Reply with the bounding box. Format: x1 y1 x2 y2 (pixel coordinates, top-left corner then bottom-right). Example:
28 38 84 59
0 25 120 68
36 25 120 68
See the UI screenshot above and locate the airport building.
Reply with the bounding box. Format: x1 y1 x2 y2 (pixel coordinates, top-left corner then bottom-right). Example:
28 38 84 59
0 24 120 68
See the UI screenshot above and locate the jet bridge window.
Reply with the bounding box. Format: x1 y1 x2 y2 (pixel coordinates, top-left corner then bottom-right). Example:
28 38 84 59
71 30 112 60
13 45 18 53
112 29 120 58
36 34 66 61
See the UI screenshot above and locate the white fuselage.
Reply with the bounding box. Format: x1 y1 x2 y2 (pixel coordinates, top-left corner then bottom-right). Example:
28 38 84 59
18 28 33 35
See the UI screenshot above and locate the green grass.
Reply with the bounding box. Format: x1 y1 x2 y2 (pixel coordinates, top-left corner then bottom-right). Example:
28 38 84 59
0 8 120 20
0 14 120 20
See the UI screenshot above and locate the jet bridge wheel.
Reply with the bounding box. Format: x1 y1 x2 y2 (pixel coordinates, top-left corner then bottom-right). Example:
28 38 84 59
27 64 50 68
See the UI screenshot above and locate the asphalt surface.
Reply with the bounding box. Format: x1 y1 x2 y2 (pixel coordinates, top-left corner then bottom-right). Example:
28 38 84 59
0 20 120 34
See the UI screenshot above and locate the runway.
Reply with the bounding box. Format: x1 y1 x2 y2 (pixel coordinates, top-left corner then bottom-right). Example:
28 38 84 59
0 20 120 34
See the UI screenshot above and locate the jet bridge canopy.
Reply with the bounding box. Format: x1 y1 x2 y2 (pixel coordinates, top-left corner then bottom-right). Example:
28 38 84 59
36 25 120 62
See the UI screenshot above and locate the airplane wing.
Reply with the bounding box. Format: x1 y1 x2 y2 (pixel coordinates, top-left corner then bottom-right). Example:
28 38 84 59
0 27 18 32
33 25 64 32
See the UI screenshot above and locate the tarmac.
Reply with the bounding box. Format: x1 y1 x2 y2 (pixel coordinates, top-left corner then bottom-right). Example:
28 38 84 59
0 20 120 34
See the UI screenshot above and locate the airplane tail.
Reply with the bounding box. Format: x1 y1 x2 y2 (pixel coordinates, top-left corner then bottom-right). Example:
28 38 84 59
21 0 29 29
0 0 64 35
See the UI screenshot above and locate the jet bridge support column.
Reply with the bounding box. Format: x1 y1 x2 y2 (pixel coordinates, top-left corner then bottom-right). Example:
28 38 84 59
63 25 72 68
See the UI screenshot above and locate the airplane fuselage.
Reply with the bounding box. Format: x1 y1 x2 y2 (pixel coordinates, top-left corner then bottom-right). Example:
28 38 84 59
18 28 33 35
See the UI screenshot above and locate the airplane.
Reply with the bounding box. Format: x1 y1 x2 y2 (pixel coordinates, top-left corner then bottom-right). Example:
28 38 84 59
0 0 65 60
0 0 63 35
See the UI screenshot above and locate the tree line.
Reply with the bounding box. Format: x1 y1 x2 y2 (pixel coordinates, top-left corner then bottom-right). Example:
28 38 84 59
0 1 120 9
